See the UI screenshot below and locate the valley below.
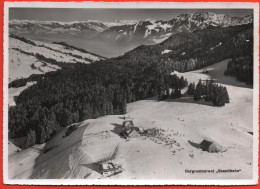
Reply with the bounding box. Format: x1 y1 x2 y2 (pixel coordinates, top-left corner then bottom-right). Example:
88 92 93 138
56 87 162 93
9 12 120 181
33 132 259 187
14 32 140 58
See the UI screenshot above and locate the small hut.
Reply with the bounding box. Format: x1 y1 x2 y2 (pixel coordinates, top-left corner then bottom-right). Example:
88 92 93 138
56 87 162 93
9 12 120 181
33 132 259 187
120 120 140 139
200 140 218 153
101 163 114 171
99 162 122 177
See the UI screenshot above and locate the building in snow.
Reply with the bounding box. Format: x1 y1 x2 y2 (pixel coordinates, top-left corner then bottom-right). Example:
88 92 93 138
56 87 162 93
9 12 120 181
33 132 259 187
120 120 140 139
99 162 122 177
200 140 218 153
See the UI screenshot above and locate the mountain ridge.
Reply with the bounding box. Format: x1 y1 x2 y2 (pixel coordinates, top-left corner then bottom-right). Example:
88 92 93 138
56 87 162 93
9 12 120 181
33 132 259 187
10 12 253 44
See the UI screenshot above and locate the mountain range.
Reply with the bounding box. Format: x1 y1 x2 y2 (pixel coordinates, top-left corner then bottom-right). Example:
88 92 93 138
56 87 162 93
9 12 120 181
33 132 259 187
9 12 253 58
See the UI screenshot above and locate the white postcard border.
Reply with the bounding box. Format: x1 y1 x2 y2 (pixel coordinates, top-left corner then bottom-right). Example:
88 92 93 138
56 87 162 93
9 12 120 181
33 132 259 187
3 1 259 186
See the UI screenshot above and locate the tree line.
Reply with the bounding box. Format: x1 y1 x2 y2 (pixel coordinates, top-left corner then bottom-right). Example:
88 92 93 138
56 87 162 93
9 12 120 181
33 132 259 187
10 34 36 46
158 74 188 100
188 79 230 106
158 76 230 107
224 55 253 85
53 41 107 60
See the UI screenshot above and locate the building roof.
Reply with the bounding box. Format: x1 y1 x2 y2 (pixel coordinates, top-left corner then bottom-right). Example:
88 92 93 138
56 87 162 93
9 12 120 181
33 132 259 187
123 120 134 127
129 129 140 137
200 140 213 150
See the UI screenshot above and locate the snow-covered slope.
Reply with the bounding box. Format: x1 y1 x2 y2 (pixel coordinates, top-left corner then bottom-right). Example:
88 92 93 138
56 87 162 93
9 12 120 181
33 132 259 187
9 36 105 82
8 59 253 180
9 39 60 82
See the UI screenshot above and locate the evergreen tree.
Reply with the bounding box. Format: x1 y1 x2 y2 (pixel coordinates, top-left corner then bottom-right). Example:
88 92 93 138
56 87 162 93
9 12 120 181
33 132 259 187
208 80 215 101
194 80 203 100
24 129 36 148
223 86 230 103
59 108 73 127
179 76 186 89
201 81 206 97
173 88 181 98
92 106 100 118
170 74 180 89
120 97 127 114
205 82 210 101
212 86 228 106
157 75 165 101
79 104 93 121
184 79 188 87
205 80 215 101
36 124 47 144
187 83 195 95
170 90 174 99
72 111 79 123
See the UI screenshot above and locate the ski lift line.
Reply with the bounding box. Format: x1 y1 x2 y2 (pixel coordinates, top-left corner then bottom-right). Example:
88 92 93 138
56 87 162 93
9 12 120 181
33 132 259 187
124 144 137 158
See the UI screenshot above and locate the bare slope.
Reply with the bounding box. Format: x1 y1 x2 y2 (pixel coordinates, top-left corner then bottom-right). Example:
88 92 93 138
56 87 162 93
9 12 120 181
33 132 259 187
8 59 253 180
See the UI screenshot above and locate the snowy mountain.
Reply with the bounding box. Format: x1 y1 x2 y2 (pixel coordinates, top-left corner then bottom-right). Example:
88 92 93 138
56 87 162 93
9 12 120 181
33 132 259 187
10 12 252 42
99 12 253 44
9 19 109 34
9 19 139 35
9 35 106 82
9 12 253 58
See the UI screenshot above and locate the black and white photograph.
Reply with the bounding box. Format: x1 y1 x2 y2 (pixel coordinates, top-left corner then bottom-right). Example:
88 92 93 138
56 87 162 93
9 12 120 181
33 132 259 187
3 2 259 185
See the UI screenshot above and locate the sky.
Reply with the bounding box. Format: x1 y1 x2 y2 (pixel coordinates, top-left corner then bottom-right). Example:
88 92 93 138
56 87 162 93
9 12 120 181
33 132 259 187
9 8 253 22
